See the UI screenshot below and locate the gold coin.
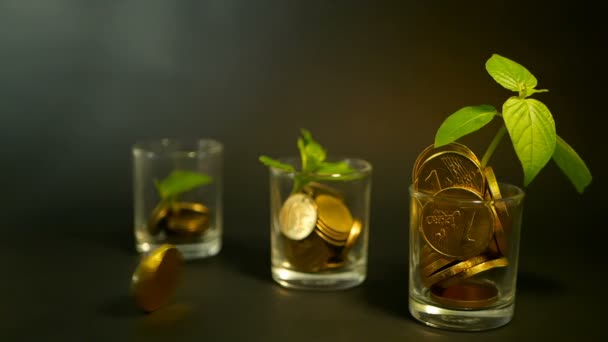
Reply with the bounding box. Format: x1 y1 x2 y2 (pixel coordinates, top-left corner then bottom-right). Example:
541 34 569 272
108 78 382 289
422 254 489 288
421 187 494 259
430 279 499 309
412 143 481 187
131 244 182 312
314 224 347 246
279 193 318 240
339 219 363 259
438 257 509 288
483 166 509 255
283 232 333 272
302 182 344 200
421 244 443 266
166 202 210 235
421 257 456 277
315 194 354 235
316 219 350 241
415 150 485 196
147 203 170 235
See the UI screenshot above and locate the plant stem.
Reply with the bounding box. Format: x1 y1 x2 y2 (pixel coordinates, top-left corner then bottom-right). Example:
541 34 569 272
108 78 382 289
481 125 507 167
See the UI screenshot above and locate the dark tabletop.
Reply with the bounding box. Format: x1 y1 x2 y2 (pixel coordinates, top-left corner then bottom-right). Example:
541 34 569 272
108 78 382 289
1 1 606 341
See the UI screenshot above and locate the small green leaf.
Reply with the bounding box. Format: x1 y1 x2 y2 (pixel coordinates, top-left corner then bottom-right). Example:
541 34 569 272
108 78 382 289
503 97 556 186
317 161 354 175
259 155 295 172
156 170 213 200
486 54 538 96
552 135 592 193
434 105 497 147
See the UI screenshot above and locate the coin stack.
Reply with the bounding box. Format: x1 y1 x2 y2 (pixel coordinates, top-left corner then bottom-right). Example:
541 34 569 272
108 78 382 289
412 142 510 308
280 182 362 272
148 201 211 243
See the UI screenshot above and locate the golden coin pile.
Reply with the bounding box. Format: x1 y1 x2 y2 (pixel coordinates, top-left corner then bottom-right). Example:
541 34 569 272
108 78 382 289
412 143 510 308
148 202 210 242
280 182 362 272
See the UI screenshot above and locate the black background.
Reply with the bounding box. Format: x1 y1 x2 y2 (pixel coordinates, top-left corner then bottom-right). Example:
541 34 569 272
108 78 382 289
1 1 606 340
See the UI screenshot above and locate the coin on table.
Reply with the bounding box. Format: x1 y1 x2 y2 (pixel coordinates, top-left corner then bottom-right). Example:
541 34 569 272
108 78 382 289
412 142 481 185
283 232 333 272
421 187 495 259
131 244 182 312
415 150 485 196
422 254 489 288
438 257 509 288
430 279 499 309
166 202 210 235
315 194 353 238
279 193 318 240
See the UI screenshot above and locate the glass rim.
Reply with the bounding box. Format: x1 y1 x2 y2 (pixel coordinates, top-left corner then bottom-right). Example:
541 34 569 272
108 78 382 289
132 138 223 154
409 183 525 204
268 156 372 177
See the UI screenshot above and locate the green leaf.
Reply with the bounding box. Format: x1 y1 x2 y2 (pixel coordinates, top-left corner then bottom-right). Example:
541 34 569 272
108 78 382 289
502 97 556 186
298 129 326 172
259 155 295 172
552 135 592 193
156 170 213 200
317 161 354 175
486 54 538 96
434 105 497 147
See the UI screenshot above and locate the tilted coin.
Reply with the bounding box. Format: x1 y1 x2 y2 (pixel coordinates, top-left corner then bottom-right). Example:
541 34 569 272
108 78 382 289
421 187 495 259
414 150 485 195
483 166 509 255
430 279 499 309
283 232 333 272
315 194 354 236
421 257 457 277
412 142 480 184
422 254 489 288
438 257 509 288
279 193 318 240
166 202 210 236
148 203 170 235
131 244 182 312
339 219 363 259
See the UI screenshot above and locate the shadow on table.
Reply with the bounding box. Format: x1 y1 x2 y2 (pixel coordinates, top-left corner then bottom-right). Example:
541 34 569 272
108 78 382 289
219 235 271 283
99 294 140 318
362 261 414 320
516 271 566 295
61 227 135 255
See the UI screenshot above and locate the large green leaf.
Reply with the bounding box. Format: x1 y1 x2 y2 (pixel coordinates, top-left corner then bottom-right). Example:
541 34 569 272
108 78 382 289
502 97 556 185
434 105 497 147
486 54 538 97
552 135 592 193
156 170 213 200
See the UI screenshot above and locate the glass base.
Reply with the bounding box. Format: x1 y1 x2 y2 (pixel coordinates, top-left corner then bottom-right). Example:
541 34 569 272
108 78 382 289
409 295 514 331
271 265 365 290
136 239 221 260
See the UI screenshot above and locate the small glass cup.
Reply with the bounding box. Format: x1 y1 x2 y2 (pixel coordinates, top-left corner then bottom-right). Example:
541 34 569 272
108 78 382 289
408 183 525 331
132 138 223 260
267 158 372 290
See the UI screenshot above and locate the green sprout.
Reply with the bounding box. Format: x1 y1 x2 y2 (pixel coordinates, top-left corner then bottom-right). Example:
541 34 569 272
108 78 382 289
434 54 592 193
259 129 360 193
154 170 213 203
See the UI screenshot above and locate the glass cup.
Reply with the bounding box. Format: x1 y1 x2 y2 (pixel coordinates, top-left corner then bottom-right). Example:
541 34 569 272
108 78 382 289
132 139 223 260
267 158 372 290
408 183 525 331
